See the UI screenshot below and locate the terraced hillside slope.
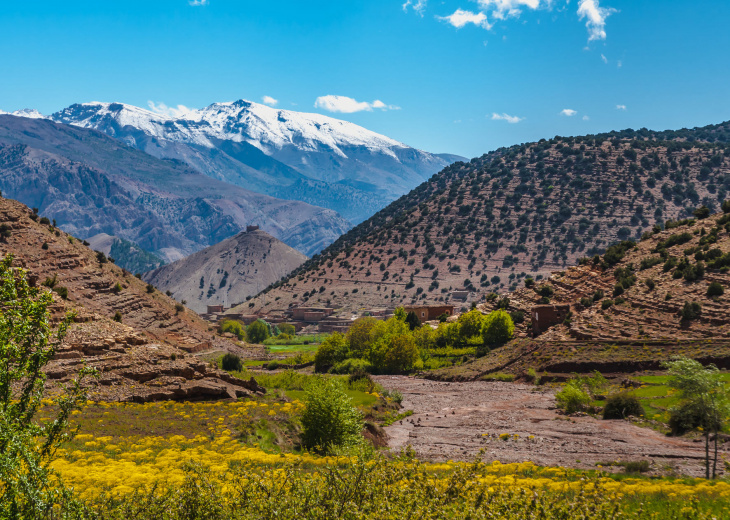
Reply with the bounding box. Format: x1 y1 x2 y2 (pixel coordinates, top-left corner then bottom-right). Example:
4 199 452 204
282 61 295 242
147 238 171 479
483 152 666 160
144 229 307 314
241 122 730 316
433 209 730 380
0 197 263 402
0 114 350 260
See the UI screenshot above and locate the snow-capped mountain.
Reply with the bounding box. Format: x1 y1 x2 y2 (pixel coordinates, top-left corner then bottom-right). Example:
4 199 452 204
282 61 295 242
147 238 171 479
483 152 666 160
0 108 48 119
51 100 463 223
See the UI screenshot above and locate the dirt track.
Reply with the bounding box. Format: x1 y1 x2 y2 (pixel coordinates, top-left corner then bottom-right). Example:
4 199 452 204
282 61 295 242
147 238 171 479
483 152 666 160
375 376 725 477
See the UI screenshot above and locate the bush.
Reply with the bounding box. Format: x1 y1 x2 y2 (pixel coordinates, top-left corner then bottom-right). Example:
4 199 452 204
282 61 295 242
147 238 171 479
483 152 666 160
53 286 68 300
601 299 614 310
668 400 708 435
112 282 122 294
555 382 591 414
220 320 246 341
457 309 486 342
314 333 350 372
645 279 655 291
381 334 420 374
681 301 702 320
693 206 711 219
330 358 373 375
603 393 644 419
301 378 364 453
146 283 155 293
221 353 243 372
278 323 296 336
481 310 514 348
113 311 122 323
247 319 271 344
707 282 724 297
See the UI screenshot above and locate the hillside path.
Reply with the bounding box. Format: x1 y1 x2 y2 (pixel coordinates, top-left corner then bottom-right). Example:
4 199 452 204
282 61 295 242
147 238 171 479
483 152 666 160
374 376 724 477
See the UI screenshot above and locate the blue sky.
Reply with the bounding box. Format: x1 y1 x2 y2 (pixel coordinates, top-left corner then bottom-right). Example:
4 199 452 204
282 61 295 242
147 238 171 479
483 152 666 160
0 0 728 158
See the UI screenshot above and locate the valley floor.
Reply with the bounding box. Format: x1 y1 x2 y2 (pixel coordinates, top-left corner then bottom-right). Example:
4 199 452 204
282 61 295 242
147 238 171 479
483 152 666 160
377 376 720 478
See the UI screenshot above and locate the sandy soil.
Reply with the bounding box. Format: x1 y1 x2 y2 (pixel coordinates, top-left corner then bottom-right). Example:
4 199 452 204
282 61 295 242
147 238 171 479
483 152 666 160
375 376 726 477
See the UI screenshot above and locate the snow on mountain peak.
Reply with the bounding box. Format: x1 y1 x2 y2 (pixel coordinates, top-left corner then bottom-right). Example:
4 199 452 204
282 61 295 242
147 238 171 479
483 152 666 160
52 99 408 159
0 108 48 119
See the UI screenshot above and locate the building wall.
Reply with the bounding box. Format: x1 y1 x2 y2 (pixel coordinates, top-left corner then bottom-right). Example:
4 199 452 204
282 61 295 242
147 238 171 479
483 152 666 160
531 305 570 336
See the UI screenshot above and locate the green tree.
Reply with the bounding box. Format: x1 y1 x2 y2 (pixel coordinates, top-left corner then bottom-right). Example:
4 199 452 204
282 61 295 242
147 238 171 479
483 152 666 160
663 357 729 479
382 334 420 374
481 310 515 349
457 309 485 343
0 255 95 516
278 323 296 336
405 311 421 331
393 307 407 321
347 317 378 358
246 319 271 344
301 378 363 453
220 320 246 341
314 333 350 373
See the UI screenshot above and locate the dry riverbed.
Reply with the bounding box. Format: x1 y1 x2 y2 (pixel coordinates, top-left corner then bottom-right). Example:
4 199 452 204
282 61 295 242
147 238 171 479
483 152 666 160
375 376 724 477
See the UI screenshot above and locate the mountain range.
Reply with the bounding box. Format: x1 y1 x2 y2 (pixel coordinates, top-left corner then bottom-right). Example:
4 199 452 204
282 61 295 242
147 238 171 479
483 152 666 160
0 115 349 261
240 121 730 316
49 100 462 224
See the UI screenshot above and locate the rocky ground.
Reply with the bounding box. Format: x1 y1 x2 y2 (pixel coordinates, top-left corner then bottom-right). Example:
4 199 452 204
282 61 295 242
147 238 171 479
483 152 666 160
376 376 724 478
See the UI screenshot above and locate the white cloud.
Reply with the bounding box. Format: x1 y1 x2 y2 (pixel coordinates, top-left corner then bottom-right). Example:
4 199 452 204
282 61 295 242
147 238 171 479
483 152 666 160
491 112 523 123
577 0 616 41
600 53 608 64
147 101 194 119
439 9 492 30
402 0 427 15
477 0 545 20
616 104 627 110
560 108 578 116
314 95 400 113
189 0 208 5
262 96 278 107
582 115 590 120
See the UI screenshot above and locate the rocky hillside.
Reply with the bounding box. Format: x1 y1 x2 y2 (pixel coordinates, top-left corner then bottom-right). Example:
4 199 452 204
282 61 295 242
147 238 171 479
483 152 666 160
144 229 307 314
240 122 730 316
0 114 350 260
51 100 462 224
434 208 730 380
0 196 264 402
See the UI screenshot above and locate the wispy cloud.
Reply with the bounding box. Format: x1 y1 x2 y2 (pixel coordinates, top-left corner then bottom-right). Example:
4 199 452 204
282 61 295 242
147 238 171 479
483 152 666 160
402 0 427 15
577 0 616 41
314 95 400 114
189 0 208 6
560 108 578 116
147 101 194 118
616 104 627 110
582 115 590 121
439 9 492 29
600 53 608 64
491 112 523 123
407 0 617 43
476 0 545 20
262 96 278 107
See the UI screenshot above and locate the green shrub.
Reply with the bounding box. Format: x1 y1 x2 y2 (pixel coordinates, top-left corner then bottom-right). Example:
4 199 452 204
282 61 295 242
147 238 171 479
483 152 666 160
314 332 350 372
645 279 655 290
247 320 271 343
220 320 246 341
221 353 243 372
301 378 364 454
113 311 122 323
53 286 68 300
601 299 614 310
668 400 708 435
481 372 515 382
681 301 702 320
278 323 296 336
707 282 724 297
112 282 122 294
347 370 377 393
146 283 155 293
603 393 644 419
556 382 591 414
330 358 373 375
481 310 514 348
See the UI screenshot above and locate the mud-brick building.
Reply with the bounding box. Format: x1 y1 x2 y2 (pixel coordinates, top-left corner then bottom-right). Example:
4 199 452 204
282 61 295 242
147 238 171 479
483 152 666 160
404 305 455 322
531 304 570 336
